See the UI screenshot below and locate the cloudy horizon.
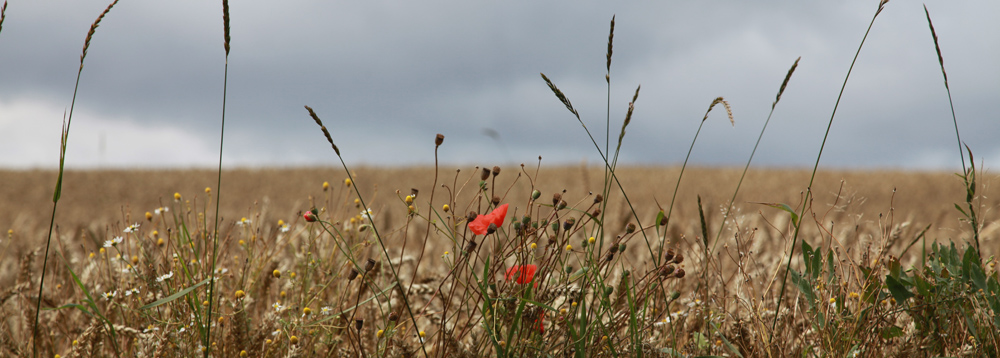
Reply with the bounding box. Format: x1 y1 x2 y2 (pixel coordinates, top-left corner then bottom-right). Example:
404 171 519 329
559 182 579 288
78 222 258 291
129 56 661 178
0 1 997 172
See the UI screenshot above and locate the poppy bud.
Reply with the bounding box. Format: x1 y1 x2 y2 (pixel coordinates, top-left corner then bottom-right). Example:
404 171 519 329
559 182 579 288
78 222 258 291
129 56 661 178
492 195 501 206
626 223 636 234
492 166 501 177
365 258 376 272
481 168 491 181
467 211 479 223
531 190 541 200
618 243 626 252
672 252 684 264
487 223 497 235
304 211 317 222
594 194 603 204
347 268 359 281
552 193 562 206
522 215 531 225
435 133 444 146
664 248 676 262
673 268 686 279
563 217 575 231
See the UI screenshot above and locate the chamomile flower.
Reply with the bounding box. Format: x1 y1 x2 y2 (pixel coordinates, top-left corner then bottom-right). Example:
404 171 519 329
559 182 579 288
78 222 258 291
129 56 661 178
124 223 140 233
104 236 124 248
154 207 169 215
280 223 290 233
272 302 286 312
237 217 251 226
321 306 332 315
124 288 140 297
156 272 174 282
360 208 375 221
103 290 117 300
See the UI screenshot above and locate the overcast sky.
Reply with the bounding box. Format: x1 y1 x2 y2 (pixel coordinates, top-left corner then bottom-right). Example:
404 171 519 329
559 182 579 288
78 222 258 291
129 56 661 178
0 1 997 171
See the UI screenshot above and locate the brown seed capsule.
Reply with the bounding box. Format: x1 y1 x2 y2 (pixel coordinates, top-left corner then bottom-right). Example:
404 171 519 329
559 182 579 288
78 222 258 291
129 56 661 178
435 133 444 146
552 193 562 206
673 268 686 279
388 312 399 322
365 258 376 272
492 166 501 177
672 252 684 264
557 200 568 210
348 268 359 281
594 194 603 204
467 211 479 223
465 240 477 253
563 217 576 231
492 195 501 206
625 223 636 234
659 264 676 277
591 209 601 217
664 248 676 262
487 223 497 235
481 168 491 181
605 252 615 262
355 319 364 331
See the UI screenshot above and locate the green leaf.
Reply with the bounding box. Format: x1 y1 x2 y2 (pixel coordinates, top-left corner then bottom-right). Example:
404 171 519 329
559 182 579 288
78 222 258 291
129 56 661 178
140 277 211 310
885 275 914 304
754 202 799 228
790 269 817 307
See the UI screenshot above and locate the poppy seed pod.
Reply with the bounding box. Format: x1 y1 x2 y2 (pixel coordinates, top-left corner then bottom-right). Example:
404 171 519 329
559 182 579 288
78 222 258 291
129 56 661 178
467 211 479 223
388 312 399 321
492 195 501 206
347 268 359 281
659 264 676 277
465 240 477 253
492 166 501 177
557 200 568 210
594 194 603 204
487 223 497 235
591 209 601 217
664 248 676 262
355 319 364 331
626 223 636 234
435 133 444 146
672 252 684 264
481 168 491 181
552 193 562 206
531 190 541 200
365 258 376 272
673 268 686 279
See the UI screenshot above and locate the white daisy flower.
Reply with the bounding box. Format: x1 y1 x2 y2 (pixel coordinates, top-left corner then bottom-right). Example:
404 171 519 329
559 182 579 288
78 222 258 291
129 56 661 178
124 223 140 233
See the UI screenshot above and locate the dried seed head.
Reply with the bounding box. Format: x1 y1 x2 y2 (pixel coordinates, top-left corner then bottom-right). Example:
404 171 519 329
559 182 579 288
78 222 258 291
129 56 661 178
487 223 497 235
673 268 686 279
481 168 491 181
591 208 601 217
435 133 445 146
388 312 399 321
557 200 568 210
672 252 684 264
659 264 676 277
563 217 576 231
492 166 501 177
492 195 501 206
364 258 376 272
465 240 477 253
348 268 359 281
625 223 636 234
605 252 615 262
664 248 676 262
552 193 562 206
467 211 479 223
594 194 603 204
355 319 364 331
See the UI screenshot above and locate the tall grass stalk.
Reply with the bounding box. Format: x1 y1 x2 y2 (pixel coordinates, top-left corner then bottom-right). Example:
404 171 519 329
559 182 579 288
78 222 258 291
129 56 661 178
204 1 231 356
304 105 431 358
770 0 889 342
32 2 119 357
923 4 980 259
709 57 799 255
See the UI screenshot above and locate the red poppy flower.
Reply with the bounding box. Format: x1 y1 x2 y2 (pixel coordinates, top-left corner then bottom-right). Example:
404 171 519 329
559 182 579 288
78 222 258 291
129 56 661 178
468 203 508 235
303 211 317 222
505 264 537 287
535 311 545 334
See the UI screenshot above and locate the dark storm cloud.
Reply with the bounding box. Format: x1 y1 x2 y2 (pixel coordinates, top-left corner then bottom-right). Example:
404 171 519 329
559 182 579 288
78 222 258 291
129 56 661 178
0 1 996 169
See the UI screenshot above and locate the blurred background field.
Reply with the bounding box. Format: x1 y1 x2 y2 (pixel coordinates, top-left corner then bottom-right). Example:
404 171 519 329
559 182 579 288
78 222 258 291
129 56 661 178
4 165 995 286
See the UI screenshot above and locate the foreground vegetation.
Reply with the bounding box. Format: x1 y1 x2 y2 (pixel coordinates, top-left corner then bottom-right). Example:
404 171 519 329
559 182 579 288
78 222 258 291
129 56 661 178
2 0 999 357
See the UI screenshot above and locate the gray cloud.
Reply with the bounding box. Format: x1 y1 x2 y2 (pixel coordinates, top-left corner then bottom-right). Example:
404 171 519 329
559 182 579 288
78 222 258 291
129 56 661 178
0 1 996 170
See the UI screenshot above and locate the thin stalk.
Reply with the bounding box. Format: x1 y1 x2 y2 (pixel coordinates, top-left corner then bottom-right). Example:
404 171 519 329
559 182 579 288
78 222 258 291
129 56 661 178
769 0 888 342
33 2 120 357
710 57 800 255
304 106 431 358
204 1 231 356
923 4 979 259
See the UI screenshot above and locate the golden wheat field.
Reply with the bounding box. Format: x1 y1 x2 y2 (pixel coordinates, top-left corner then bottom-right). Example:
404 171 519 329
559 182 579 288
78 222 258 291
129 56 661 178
2 165 999 357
